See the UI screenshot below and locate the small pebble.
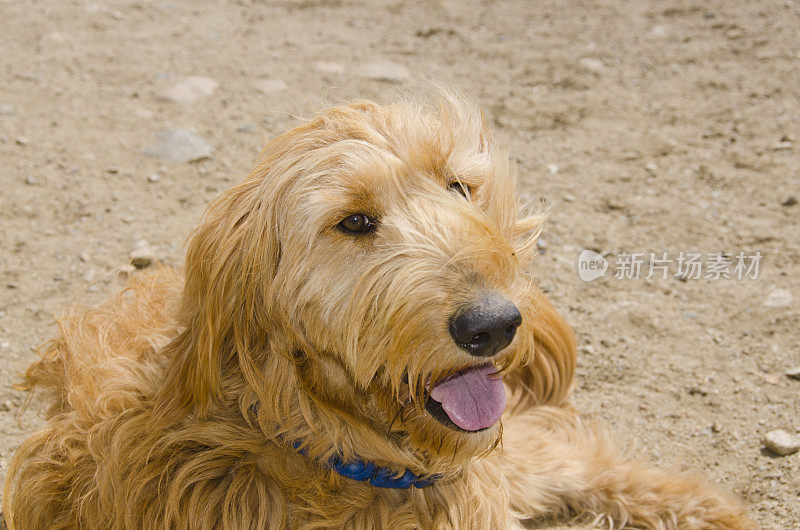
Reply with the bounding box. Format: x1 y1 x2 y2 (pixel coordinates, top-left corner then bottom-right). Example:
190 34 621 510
650 25 667 38
117 264 136 278
763 429 800 456
147 173 161 183
686 385 708 396
15 136 29 146
252 79 288 94
130 241 155 269
781 196 797 207
726 28 743 39
578 57 605 74
315 62 345 75
142 129 213 163
355 61 410 83
156 76 219 104
763 289 792 308
785 366 800 380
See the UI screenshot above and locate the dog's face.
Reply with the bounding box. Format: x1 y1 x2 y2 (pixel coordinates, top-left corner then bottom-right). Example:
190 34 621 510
169 94 544 464
252 96 543 460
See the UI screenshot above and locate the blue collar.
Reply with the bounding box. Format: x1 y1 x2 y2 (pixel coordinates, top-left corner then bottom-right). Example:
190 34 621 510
287 438 439 489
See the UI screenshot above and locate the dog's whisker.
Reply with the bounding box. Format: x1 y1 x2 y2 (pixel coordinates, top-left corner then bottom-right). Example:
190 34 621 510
387 405 403 433
451 439 462 466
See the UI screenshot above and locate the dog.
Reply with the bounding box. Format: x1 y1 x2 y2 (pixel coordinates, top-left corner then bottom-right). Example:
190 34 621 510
4 92 755 529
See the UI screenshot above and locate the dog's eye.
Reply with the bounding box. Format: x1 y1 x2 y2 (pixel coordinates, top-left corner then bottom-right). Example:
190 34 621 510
448 181 471 199
339 213 377 234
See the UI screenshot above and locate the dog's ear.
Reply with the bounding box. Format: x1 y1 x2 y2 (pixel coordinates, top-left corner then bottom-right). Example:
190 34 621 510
152 177 281 425
506 285 577 412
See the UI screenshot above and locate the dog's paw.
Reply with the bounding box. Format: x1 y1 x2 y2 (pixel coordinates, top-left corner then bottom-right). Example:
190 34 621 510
632 501 758 530
677 511 758 530
589 485 758 530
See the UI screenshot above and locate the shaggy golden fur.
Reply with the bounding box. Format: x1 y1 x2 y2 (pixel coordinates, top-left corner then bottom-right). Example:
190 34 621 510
4 92 755 529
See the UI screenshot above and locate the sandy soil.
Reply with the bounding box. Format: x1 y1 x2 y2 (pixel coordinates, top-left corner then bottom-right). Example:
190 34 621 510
1 0 798 527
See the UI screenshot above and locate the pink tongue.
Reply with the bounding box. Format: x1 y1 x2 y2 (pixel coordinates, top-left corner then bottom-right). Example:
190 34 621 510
429 364 506 431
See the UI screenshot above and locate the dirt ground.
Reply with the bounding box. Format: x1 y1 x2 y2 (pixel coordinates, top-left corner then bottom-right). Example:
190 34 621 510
1 0 798 527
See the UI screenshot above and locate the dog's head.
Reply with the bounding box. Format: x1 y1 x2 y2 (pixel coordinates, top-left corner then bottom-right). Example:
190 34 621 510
156 92 570 469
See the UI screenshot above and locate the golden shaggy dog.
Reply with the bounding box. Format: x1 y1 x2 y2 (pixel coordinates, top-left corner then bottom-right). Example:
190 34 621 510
4 93 754 529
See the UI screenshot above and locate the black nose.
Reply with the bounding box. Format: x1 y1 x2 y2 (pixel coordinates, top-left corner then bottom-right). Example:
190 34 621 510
449 296 522 357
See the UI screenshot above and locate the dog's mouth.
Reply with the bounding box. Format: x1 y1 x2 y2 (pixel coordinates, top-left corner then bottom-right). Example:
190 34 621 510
423 364 506 432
